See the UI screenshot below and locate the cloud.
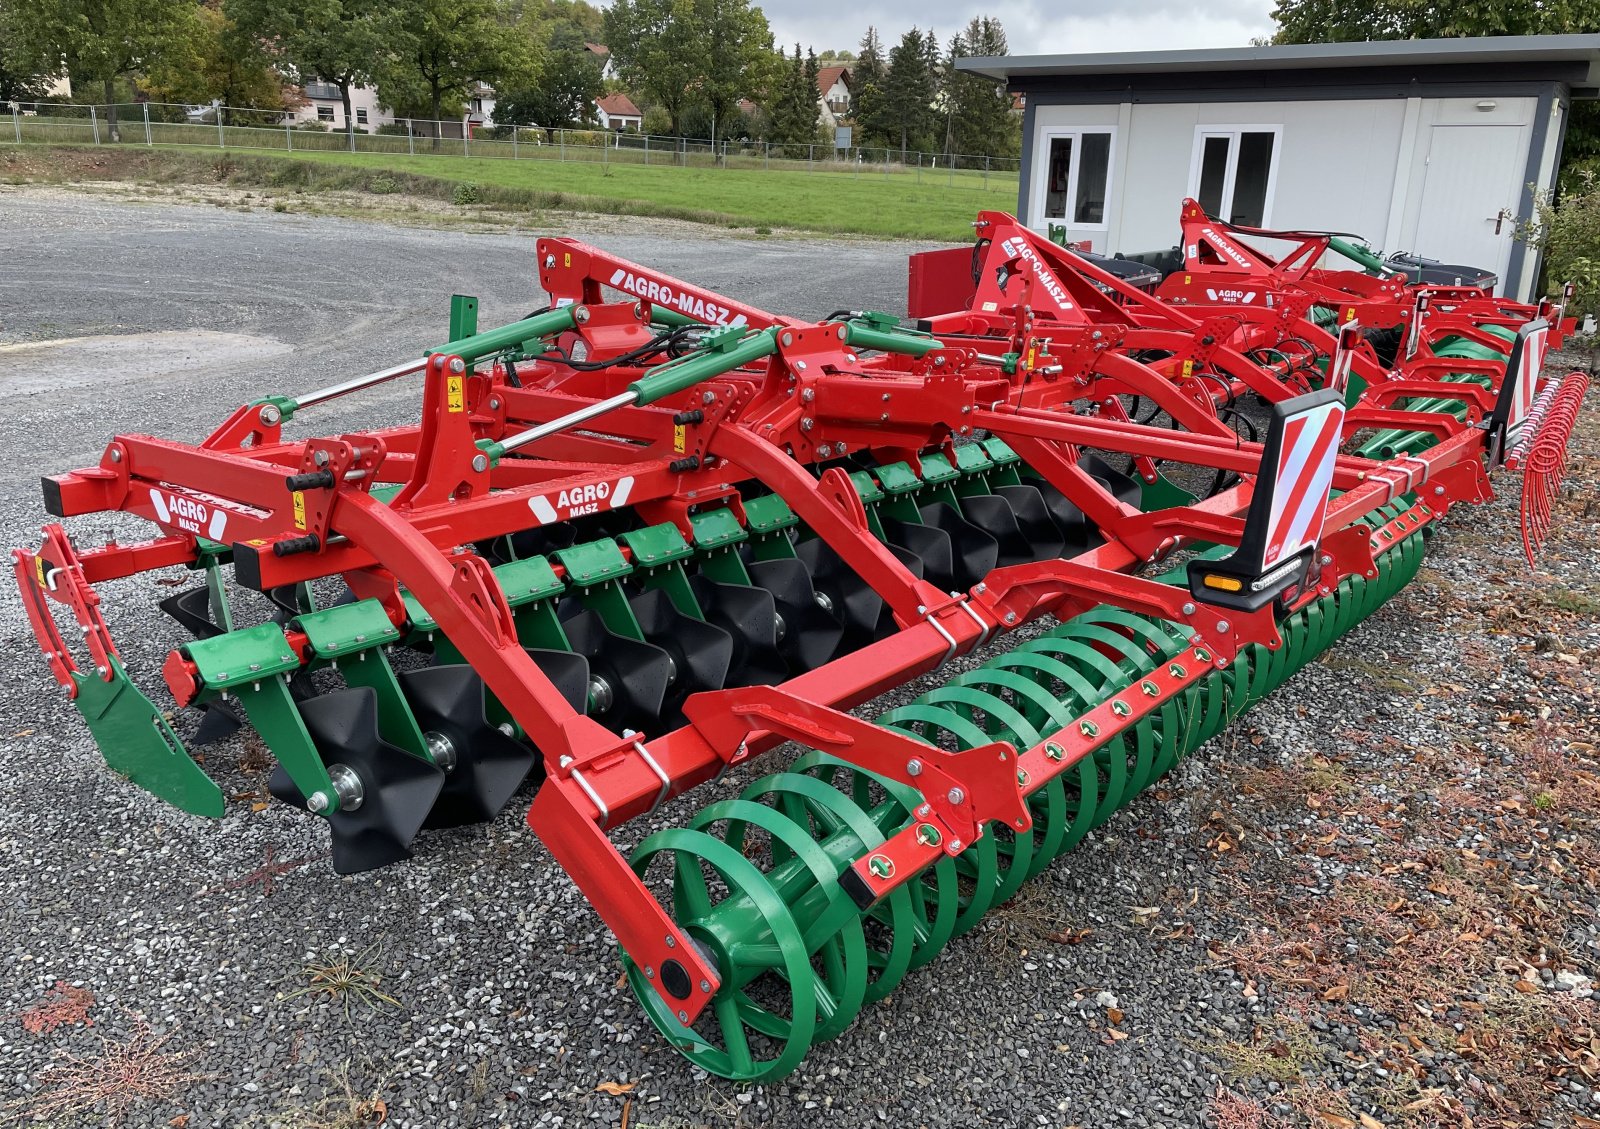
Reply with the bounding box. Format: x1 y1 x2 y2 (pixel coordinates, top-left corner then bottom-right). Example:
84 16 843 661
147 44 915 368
760 0 1277 57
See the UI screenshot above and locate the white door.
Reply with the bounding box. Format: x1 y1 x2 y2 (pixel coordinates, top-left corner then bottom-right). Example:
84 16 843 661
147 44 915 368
1413 124 1526 282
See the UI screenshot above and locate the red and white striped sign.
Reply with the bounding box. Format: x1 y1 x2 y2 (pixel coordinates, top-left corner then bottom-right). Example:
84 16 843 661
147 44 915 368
1506 323 1549 435
1262 399 1345 568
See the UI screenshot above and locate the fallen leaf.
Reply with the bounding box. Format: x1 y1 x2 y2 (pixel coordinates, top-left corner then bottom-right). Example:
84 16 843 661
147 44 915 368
361 1097 386 1124
168 1117 190 1128
1359 1114 1385 1129
595 1081 637 1096
1106 1028 1128 1042
10 729 33 739
251 801 269 813
1107 1007 1124 1024
1323 983 1350 1001
1513 979 1539 994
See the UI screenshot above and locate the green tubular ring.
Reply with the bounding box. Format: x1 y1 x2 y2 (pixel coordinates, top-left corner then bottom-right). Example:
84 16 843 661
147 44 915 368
625 828 816 1081
739 772 917 1005
699 797 869 1046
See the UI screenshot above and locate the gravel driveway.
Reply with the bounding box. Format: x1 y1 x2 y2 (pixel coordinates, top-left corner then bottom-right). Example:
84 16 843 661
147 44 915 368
0 187 1594 1129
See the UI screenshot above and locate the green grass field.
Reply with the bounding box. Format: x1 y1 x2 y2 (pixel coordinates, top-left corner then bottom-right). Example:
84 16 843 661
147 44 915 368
4 121 1021 239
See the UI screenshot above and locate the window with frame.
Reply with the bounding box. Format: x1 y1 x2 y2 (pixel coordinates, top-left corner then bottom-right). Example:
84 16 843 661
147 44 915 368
1039 129 1113 226
356 108 368 124
1190 128 1279 227
316 105 334 122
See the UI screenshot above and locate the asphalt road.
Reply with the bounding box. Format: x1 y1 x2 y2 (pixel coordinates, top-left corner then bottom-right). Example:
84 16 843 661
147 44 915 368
0 188 1591 1129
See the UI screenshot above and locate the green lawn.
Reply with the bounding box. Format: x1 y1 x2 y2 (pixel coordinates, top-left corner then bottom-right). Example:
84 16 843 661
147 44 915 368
270 148 1019 239
6 119 1022 239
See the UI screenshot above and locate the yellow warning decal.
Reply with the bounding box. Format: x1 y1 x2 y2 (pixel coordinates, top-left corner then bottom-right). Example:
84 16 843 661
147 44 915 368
1346 307 1357 323
447 375 465 413
564 252 571 268
1184 274 1192 285
292 491 307 530
34 556 45 588
1181 359 1195 379
673 423 687 453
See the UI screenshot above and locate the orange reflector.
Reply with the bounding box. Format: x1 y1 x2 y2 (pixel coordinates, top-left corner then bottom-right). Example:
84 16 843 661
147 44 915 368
1202 574 1244 592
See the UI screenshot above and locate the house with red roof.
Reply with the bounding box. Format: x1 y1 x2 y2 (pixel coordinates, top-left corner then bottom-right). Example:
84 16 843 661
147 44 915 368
595 92 644 132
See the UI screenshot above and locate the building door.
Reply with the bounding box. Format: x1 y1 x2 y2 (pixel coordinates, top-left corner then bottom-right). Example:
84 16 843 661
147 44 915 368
1413 124 1525 283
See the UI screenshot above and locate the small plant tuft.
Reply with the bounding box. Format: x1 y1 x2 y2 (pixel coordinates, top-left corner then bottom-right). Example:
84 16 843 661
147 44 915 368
281 945 400 1017
368 174 399 195
451 180 481 205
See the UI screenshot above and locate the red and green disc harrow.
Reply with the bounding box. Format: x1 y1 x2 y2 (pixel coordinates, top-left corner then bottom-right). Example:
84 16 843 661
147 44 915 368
14 211 1585 1080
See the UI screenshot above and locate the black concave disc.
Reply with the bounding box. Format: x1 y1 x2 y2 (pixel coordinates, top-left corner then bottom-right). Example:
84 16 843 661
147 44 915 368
688 575 787 687
559 606 672 730
745 556 845 672
401 663 534 829
268 687 444 875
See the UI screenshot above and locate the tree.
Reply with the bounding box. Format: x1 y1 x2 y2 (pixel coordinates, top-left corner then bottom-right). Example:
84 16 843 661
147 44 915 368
228 0 400 140
604 0 701 133
0 0 195 138
765 44 818 148
881 28 938 159
495 24 603 126
604 0 774 137
145 3 286 120
384 0 538 134
698 0 776 143
944 17 1016 159
851 26 888 148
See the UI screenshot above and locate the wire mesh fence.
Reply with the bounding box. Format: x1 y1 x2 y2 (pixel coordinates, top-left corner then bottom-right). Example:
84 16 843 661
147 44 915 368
4 101 1022 194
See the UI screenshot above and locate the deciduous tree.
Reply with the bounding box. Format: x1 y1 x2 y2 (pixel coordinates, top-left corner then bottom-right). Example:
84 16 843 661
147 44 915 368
0 0 195 138
384 0 539 131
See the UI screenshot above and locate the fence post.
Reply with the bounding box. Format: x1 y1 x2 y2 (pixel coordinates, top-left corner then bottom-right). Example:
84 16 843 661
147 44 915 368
90 106 100 144
12 102 20 145
808 144 813 173
407 122 414 157
463 117 469 158
603 134 609 168
286 118 293 152
513 128 518 159
143 102 151 146
559 129 565 162
984 155 989 189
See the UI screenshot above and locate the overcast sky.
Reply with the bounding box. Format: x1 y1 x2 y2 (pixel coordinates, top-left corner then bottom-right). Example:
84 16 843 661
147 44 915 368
764 0 1279 58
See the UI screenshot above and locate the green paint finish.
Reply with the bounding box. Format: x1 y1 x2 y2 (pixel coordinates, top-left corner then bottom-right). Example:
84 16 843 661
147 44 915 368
428 306 577 366
981 437 1020 465
621 523 694 567
743 493 798 534
229 676 337 812
1139 472 1197 513
847 470 884 505
294 599 401 661
917 453 960 486
402 590 437 636
629 328 779 405
842 320 938 358
953 443 993 476
495 555 565 606
875 461 922 495
449 293 480 342
184 623 300 693
690 507 748 550
334 648 430 761
553 538 631 587
77 658 223 818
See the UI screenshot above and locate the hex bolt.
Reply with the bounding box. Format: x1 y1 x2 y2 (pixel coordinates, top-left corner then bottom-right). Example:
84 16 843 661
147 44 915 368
1004 612 1018 624
645 967 654 979
947 787 965 804
801 388 815 403
800 417 814 431
665 935 677 948
700 980 711 993
1216 619 1231 633
702 390 716 404
677 1010 689 1022
488 396 501 410
448 357 466 374
907 758 924 777
471 454 489 473
1434 485 1445 496
795 360 807 371
109 448 122 463
1181 602 1197 615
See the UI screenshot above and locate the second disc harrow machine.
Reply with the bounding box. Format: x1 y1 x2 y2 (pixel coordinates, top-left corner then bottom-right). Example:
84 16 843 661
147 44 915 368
14 214 1585 1080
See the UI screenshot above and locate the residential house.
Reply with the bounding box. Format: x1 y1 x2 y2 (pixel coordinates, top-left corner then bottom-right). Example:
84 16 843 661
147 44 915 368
595 93 643 132
584 43 619 82
289 82 392 131
466 82 498 133
817 66 851 118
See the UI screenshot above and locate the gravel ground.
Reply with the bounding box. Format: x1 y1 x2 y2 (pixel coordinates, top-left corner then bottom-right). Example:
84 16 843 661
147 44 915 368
0 187 1595 1129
